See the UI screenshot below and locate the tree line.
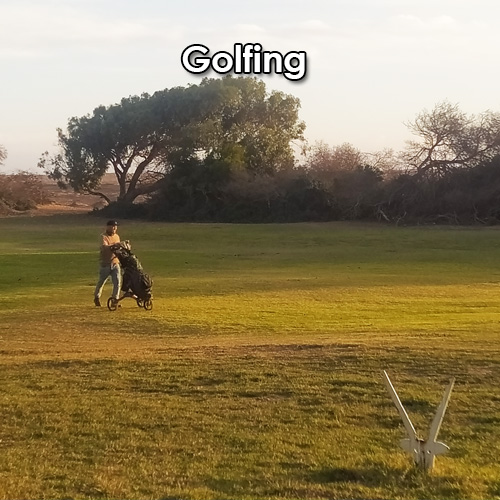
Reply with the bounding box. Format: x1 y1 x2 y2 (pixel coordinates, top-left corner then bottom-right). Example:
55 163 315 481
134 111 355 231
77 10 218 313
5 76 500 223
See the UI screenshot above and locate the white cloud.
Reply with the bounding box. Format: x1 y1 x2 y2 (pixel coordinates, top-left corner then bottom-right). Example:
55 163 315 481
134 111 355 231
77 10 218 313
0 48 39 59
234 24 265 33
298 20 331 32
389 13 461 34
430 15 457 28
0 1 185 58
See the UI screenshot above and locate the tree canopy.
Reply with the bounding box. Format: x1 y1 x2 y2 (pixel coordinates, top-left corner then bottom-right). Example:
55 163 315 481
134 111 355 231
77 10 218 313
39 77 305 204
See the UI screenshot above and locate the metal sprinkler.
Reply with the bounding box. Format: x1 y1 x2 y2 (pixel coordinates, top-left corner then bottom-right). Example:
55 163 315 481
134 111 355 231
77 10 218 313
383 370 455 471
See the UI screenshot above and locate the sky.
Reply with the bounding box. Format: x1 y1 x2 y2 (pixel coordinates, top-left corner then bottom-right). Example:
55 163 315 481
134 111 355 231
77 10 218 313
1 0 500 172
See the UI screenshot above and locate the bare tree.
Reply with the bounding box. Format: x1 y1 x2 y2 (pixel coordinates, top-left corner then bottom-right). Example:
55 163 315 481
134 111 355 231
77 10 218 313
0 145 6 166
305 142 364 183
404 101 500 178
364 148 406 179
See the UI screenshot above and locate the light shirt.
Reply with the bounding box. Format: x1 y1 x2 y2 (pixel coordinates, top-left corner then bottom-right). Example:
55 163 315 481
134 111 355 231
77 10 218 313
99 232 120 266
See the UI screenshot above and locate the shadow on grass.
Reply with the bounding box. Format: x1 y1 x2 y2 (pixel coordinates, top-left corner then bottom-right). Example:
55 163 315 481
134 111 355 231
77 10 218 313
400 398 436 413
488 481 500 498
311 467 364 484
309 465 464 498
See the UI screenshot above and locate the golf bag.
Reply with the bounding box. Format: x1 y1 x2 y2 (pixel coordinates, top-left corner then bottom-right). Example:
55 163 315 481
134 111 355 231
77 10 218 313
110 241 153 301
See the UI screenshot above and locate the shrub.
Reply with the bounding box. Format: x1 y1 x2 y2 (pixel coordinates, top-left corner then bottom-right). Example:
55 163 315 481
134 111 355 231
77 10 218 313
0 172 50 212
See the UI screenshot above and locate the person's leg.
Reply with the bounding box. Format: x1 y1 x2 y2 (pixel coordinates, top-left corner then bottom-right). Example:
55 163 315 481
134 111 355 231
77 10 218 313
94 265 111 305
110 263 122 300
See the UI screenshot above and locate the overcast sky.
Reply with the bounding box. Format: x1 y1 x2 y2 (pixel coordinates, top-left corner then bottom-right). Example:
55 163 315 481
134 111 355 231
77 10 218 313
1 0 499 172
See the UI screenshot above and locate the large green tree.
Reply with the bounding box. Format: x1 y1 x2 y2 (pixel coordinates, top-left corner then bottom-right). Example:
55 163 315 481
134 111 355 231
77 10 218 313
40 77 305 205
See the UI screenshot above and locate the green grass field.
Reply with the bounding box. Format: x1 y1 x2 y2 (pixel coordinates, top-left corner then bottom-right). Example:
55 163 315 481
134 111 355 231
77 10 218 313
0 215 499 499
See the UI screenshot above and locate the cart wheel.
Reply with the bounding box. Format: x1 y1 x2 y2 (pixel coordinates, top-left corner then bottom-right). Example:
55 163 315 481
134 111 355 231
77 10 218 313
136 298 143 308
143 299 153 311
107 297 117 311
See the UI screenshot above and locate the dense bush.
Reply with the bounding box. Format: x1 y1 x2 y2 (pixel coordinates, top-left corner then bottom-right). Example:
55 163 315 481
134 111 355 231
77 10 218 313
381 156 500 224
137 153 500 225
144 156 385 223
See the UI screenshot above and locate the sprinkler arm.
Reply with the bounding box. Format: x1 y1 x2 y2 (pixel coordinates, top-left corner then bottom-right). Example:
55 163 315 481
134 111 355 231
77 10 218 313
383 371 455 471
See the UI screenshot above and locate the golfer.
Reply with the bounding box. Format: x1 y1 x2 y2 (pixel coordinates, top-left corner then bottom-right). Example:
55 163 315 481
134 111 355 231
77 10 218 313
93 220 122 307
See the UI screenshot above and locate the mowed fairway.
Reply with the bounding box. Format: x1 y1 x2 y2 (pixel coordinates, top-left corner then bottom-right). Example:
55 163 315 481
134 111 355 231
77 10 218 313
0 215 499 500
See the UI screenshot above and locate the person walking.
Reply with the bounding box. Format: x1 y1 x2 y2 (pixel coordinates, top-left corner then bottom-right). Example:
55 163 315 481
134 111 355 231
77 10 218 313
93 220 122 307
